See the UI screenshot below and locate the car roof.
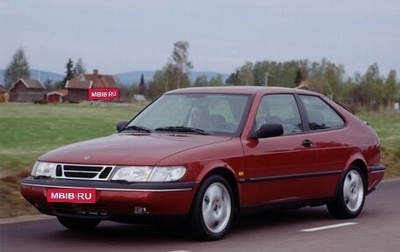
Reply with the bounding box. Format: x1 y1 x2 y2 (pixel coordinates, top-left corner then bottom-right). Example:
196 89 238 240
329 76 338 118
166 86 321 96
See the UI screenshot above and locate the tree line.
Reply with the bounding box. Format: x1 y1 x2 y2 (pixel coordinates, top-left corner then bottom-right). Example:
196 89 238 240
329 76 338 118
139 42 400 111
223 59 399 111
3 43 399 111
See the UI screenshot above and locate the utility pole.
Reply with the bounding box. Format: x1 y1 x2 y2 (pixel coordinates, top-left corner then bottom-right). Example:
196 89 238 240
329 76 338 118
265 72 270 86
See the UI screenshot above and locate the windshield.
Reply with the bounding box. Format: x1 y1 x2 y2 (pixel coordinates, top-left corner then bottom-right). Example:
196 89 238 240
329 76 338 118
125 93 252 136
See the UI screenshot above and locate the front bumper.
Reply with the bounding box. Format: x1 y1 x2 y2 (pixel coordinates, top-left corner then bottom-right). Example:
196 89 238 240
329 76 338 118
21 176 197 221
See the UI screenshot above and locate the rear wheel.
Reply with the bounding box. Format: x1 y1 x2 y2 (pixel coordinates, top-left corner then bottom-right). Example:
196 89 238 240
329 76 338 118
190 175 234 241
327 166 365 218
57 216 101 231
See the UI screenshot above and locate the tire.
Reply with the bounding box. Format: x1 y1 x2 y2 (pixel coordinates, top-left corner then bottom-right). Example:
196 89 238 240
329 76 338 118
57 216 101 231
327 166 365 219
190 175 234 241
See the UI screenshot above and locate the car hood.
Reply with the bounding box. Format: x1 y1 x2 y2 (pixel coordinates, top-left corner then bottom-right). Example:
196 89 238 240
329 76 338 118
39 133 230 166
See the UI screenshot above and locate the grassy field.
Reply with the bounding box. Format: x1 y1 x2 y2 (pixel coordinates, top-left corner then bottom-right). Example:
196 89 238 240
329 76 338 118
0 103 399 218
0 103 144 175
358 111 400 179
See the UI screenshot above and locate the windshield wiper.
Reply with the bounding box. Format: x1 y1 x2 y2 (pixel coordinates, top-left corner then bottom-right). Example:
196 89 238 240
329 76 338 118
121 125 152 133
155 126 208 135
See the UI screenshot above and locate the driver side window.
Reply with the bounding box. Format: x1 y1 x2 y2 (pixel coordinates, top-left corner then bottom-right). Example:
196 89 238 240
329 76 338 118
256 94 303 135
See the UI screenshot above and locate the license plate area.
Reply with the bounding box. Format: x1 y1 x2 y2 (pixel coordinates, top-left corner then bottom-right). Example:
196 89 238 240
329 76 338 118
47 188 96 203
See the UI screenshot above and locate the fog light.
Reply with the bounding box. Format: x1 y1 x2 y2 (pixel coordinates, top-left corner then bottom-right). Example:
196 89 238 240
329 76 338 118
134 206 150 215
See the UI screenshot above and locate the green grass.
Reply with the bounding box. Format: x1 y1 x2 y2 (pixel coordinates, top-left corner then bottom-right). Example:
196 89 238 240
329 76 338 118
0 103 144 175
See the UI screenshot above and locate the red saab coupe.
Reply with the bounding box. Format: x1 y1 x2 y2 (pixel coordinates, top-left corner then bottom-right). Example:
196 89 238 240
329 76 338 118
21 86 385 240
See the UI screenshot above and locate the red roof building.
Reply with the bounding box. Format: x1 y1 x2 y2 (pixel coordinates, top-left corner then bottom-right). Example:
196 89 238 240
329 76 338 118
47 89 68 103
65 69 118 103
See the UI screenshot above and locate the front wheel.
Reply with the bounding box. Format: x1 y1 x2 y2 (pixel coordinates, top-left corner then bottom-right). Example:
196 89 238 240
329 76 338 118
327 166 365 219
189 175 234 241
57 216 101 231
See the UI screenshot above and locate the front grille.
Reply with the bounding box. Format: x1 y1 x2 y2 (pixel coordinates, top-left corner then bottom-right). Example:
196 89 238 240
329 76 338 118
56 164 114 181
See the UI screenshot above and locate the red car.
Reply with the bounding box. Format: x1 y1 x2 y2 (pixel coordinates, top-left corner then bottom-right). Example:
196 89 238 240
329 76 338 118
21 86 385 240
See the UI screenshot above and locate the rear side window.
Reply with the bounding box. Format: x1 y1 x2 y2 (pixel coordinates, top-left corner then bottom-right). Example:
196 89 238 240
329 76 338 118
299 95 345 131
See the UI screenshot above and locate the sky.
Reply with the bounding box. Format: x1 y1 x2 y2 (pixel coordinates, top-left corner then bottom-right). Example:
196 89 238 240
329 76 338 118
1 0 399 77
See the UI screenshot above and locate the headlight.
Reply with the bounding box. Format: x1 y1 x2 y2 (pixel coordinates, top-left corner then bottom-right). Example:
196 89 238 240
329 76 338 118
31 162 57 178
111 166 186 182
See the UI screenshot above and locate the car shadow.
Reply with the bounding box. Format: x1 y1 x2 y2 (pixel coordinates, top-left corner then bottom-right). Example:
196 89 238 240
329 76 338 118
52 222 193 242
47 206 332 243
231 206 331 232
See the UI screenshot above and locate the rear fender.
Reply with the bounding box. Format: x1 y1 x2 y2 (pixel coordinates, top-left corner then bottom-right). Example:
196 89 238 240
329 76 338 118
332 153 368 199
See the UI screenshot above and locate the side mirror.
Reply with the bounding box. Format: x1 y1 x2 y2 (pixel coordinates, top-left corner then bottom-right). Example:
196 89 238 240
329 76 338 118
250 123 284 139
116 121 129 132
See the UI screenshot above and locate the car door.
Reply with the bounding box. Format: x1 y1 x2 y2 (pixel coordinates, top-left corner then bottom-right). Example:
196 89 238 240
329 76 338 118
241 94 319 207
297 94 348 196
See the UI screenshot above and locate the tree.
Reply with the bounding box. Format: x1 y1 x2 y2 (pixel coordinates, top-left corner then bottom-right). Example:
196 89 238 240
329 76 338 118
359 63 383 111
151 41 193 95
238 62 254 85
149 70 168 98
383 69 398 108
244 60 300 87
4 48 30 88
63 58 74 87
321 63 344 99
193 75 208 87
208 75 225 86
193 75 225 87
166 41 193 89
225 71 240 85
138 74 146 95
73 58 86 75
294 68 304 86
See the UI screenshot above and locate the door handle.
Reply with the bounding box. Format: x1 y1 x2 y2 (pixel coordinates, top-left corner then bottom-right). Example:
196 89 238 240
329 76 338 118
302 139 313 148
